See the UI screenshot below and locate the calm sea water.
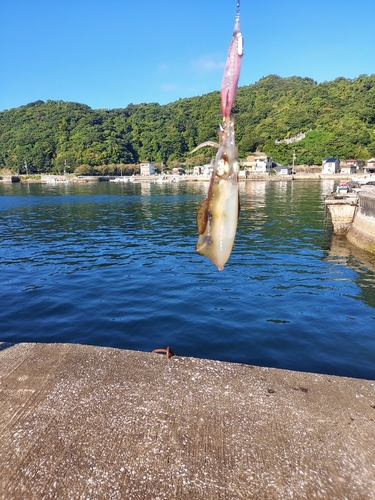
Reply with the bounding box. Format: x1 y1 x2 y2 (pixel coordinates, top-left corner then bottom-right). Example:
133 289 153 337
1 179 375 379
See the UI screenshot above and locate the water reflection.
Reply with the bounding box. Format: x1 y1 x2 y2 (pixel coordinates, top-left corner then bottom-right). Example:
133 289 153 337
325 235 375 309
240 180 268 212
140 181 152 196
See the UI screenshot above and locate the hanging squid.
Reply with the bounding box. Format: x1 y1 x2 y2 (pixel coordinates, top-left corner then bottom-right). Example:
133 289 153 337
195 2 244 270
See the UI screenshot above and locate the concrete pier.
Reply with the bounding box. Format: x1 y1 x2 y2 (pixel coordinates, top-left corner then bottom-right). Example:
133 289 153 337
347 186 375 252
1 342 375 499
325 186 375 253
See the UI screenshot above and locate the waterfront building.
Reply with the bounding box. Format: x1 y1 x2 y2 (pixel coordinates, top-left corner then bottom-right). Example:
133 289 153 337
340 159 364 174
322 158 340 174
242 152 273 173
140 162 155 176
365 158 375 173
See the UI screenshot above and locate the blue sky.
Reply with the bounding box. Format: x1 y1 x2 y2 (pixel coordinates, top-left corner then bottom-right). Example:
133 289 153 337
1 0 374 112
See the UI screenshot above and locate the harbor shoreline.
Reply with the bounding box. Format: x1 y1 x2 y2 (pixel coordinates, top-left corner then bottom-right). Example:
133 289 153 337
1 172 355 183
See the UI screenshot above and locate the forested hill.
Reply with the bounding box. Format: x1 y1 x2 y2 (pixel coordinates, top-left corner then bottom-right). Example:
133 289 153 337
1 74 375 174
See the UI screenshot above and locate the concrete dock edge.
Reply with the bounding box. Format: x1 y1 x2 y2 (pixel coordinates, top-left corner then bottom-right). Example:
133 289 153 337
1 342 375 499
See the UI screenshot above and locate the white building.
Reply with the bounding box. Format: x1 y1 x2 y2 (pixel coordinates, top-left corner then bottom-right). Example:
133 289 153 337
340 165 357 174
340 159 364 174
365 158 375 173
274 165 292 175
322 158 340 174
203 164 213 175
242 153 273 173
140 162 155 176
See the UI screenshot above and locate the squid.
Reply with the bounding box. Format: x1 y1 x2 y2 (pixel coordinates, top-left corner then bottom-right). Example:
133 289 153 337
195 2 244 271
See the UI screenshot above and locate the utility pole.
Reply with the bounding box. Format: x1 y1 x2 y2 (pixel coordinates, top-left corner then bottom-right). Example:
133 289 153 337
292 150 296 170
24 161 28 175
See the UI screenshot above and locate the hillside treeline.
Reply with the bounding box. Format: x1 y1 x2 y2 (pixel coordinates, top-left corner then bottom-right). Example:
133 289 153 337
1 74 375 174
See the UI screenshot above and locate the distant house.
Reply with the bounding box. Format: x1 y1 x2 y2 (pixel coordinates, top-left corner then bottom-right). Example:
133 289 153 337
193 166 203 175
274 165 292 175
340 159 364 174
347 159 364 169
140 162 155 176
172 167 185 175
322 158 340 174
340 163 357 174
242 155 256 169
243 152 273 173
365 158 375 173
203 164 213 175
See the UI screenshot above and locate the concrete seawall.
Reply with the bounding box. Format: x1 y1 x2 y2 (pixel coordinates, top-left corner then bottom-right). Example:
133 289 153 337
1 342 375 499
1 173 354 184
347 187 375 252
